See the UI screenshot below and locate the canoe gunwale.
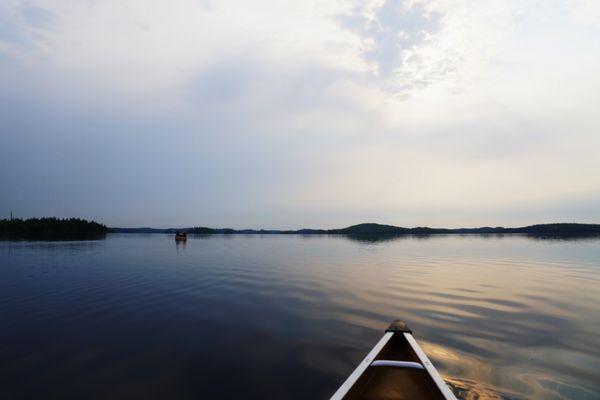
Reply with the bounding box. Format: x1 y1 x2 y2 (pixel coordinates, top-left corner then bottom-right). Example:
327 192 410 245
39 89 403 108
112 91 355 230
403 332 457 400
330 332 394 400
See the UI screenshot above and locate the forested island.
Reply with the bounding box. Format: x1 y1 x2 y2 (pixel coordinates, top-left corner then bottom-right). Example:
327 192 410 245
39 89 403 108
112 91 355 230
0 218 108 240
110 222 600 239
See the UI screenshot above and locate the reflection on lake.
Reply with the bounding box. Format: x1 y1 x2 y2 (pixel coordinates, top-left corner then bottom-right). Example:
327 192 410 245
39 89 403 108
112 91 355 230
1 234 599 399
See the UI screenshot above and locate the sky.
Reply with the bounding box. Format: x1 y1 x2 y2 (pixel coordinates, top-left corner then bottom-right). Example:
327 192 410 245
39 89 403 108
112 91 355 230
1 0 600 228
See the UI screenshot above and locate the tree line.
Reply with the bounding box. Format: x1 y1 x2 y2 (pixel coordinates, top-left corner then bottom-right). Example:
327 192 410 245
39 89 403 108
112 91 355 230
0 217 108 240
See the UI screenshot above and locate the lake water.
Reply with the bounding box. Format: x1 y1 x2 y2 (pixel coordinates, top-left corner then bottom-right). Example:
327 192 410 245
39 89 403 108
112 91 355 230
1 234 599 399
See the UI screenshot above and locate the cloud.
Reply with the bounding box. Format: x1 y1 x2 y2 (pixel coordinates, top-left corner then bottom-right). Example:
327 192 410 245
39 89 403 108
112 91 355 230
0 0 599 227
339 0 442 80
335 0 522 99
569 0 600 27
0 1 54 45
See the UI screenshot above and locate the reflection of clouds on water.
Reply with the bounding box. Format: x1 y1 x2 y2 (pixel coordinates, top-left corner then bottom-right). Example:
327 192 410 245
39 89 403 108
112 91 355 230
426 341 599 400
1 234 599 399
304 235 600 399
446 377 523 400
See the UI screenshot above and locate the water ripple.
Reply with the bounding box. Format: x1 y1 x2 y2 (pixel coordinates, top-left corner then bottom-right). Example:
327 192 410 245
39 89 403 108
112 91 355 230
0 234 599 399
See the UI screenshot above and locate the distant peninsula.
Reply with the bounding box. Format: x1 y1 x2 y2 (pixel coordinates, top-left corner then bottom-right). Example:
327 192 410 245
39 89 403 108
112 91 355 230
110 222 600 239
0 218 108 240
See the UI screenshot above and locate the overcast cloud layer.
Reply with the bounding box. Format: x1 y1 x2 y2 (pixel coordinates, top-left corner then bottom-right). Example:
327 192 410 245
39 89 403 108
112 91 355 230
1 0 599 228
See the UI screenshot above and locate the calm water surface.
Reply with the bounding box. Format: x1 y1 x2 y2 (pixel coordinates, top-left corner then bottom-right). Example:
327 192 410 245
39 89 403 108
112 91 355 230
1 234 599 399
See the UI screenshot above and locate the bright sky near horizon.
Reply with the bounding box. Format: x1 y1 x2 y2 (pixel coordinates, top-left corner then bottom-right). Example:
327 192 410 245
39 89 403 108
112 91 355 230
1 0 599 228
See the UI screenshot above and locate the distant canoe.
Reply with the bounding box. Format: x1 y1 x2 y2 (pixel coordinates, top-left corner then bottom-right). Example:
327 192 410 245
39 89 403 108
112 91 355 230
175 232 187 241
331 320 457 400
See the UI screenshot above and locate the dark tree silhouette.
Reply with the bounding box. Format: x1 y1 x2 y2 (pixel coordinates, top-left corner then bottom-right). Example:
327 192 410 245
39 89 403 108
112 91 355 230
0 217 107 240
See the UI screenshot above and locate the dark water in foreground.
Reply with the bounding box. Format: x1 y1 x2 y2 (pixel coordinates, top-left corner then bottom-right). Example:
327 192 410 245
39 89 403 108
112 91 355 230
1 234 599 400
